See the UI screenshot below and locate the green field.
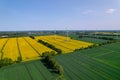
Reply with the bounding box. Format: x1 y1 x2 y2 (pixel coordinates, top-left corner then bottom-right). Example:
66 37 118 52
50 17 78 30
68 34 108 44
55 42 120 80
79 37 108 44
0 60 58 80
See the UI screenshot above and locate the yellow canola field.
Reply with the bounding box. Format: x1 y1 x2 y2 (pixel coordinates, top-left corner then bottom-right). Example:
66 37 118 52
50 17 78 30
35 36 72 53
36 35 93 53
18 38 39 61
0 38 8 59
24 37 56 55
2 38 19 61
0 38 8 50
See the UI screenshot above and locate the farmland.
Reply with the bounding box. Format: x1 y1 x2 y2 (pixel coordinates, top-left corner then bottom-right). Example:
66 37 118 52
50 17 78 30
0 60 57 80
65 34 109 44
2 38 19 61
0 31 120 80
55 42 120 80
0 41 120 80
36 35 93 53
78 37 108 44
17 37 40 61
24 37 55 56
0 38 8 59
0 37 56 61
0 35 91 61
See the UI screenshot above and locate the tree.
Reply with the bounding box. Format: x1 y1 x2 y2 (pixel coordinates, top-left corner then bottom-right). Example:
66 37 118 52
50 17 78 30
0 58 13 67
29 36 35 39
16 57 22 63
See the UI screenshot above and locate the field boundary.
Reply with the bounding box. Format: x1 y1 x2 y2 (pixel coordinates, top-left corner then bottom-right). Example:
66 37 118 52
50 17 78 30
16 38 22 61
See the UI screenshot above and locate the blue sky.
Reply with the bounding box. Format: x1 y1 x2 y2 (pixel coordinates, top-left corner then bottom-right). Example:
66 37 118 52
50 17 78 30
0 0 120 31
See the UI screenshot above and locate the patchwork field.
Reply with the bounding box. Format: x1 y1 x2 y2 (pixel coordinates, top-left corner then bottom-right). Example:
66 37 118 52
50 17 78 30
0 35 90 61
0 42 120 80
36 35 93 53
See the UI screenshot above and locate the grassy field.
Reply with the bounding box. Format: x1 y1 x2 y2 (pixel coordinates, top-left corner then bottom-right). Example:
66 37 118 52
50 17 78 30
79 37 108 44
55 42 120 80
68 34 108 44
36 35 93 53
0 60 57 80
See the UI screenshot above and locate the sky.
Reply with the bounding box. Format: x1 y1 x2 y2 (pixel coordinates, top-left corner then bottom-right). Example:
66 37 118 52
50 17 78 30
0 0 120 31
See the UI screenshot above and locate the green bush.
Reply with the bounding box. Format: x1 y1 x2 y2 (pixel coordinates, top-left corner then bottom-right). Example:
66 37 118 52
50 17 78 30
0 58 13 67
43 54 64 75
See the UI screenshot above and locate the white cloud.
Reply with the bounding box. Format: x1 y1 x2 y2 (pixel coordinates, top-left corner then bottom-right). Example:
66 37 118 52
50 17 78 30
82 10 94 14
105 8 116 14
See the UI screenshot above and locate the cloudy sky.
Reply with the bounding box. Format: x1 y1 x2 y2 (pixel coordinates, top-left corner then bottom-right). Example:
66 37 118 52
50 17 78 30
0 0 120 31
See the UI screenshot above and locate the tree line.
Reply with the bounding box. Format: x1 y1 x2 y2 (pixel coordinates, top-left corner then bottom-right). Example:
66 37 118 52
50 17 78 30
29 36 62 54
79 35 114 40
42 52 64 75
0 57 21 68
38 39 62 54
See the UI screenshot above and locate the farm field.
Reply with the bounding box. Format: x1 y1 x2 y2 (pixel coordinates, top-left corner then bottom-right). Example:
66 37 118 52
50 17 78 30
79 37 108 44
2 38 19 61
0 42 120 80
17 37 40 61
67 34 109 44
0 38 8 50
35 35 93 53
24 37 55 56
0 37 57 61
0 60 57 80
55 42 120 80
0 38 8 59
